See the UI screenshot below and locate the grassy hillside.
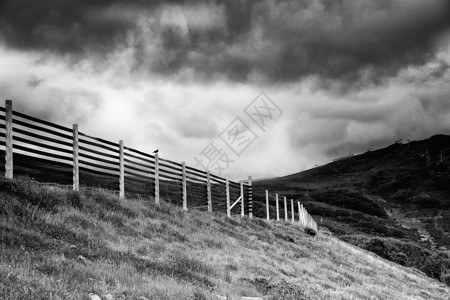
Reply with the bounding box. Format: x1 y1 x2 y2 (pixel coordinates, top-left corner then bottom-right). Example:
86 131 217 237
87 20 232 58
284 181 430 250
1 177 449 299
252 134 450 287
253 135 450 244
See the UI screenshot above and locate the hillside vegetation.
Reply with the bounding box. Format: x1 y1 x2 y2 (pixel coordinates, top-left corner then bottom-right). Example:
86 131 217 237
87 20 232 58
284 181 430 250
253 135 450 286
1 177 449 299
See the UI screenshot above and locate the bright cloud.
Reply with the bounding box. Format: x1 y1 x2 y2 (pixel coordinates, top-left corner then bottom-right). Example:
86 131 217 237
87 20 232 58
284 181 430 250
1 1 450 180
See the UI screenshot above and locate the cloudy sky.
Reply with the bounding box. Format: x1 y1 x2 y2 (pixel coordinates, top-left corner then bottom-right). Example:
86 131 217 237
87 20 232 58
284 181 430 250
1 0 450 180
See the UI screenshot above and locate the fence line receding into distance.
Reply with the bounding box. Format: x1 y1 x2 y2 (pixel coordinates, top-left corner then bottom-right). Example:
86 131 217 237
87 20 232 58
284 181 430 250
0 100 317 230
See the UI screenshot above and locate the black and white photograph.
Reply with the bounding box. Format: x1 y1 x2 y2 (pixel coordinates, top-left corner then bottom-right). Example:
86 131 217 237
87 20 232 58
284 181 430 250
1 1 450 299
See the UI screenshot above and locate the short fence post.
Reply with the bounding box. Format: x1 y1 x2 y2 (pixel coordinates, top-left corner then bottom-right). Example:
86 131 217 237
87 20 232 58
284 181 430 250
154 153 160 204
119 140 124 198
284 196 288 221
276 194 280 221
265 190 269 220
291 199 294 223
5 99 13 179
240 182 244 217
182 162 187 211
226 179 230 217
297 201 301 224
248 176 253 218
72 124 79 191
207 171 212 212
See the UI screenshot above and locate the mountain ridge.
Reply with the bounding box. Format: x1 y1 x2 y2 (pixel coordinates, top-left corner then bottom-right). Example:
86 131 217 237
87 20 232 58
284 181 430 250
255 134 450 245
252 134 450 285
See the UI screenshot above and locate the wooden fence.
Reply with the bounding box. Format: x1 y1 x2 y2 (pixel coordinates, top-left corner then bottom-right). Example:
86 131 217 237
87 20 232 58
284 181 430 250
262 191 318 230
0 99 317 229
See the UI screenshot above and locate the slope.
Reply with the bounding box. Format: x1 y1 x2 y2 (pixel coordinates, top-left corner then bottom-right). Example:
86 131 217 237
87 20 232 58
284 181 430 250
1 176 449 300
253 134 450 285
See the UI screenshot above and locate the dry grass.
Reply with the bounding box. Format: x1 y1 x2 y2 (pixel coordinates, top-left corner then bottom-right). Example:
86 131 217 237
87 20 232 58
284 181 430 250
1 177 449 300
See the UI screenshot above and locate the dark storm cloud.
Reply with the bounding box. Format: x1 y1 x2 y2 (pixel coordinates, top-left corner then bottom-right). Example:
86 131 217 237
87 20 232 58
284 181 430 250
1 0 449 83
0 0 129 54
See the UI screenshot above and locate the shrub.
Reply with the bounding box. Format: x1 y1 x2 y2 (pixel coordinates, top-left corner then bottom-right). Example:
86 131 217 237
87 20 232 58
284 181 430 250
422 252 450 280
342 235 450 286
304 227 317 236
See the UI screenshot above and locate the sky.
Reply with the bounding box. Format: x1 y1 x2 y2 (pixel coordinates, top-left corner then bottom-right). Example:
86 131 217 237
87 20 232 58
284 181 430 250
1 0 450 180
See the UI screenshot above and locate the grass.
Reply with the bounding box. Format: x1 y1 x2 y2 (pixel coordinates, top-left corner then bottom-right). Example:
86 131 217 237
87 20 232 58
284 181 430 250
1 177 449 299
342 235 450 285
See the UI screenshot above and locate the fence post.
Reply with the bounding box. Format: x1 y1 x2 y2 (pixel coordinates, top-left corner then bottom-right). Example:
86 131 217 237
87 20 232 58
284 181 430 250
240 182 244 217
72 124 79 191
207 171 212 212
297 201 301 224
291 199 295 223
301 205 305 226
265 190 269 220
226 179 230 217
276 194 280 221
248 176 253 219
284 196 288 221
5 99 13 179
119 140 124 198
154 153 160 204
182 162 187 211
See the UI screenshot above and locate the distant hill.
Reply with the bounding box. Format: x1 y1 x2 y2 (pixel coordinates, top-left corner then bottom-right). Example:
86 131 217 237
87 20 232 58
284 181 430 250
253 135 450 279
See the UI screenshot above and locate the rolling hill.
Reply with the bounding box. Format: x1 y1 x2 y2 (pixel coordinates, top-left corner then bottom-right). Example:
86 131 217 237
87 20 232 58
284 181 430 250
1 176 449 299
253 134 450 284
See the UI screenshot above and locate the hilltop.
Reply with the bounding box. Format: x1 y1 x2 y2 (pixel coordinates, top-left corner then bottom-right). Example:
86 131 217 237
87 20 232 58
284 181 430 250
1 176 449 299
253 134 450 285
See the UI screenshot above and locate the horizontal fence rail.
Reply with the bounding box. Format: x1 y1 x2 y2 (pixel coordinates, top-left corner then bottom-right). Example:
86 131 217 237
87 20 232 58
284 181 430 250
0 100 318 229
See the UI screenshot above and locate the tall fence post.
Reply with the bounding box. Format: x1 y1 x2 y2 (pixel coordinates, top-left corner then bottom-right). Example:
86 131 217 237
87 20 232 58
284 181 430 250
154 153 160 204
284 196 288 222
248 176 253 218
226 179 230 217
240 182 245 217
265 190 269 220
302 205 307 227
297 201 301 224
207 171 212 212
182 162 187 211
5 99 13 179
276 194 280 221
291 199 294 223
304 209 308 227
119 140 124 198
300 204 304 226
72 124 79 191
